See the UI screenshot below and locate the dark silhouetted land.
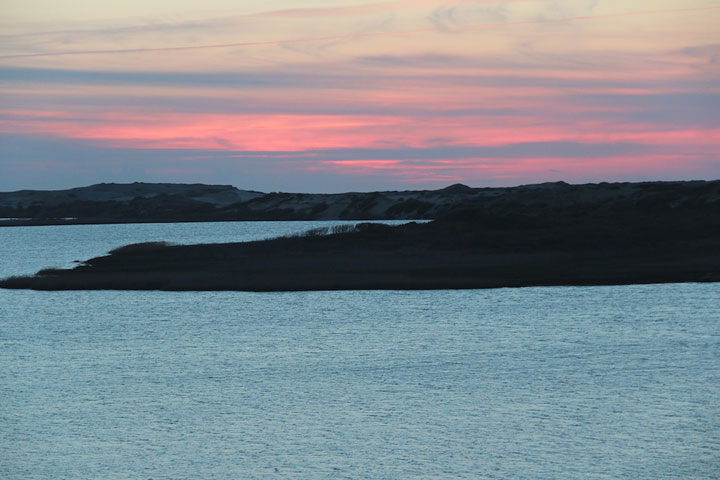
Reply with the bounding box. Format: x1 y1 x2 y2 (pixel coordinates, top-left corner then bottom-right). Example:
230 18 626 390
1 180 719 291
0 181 472 225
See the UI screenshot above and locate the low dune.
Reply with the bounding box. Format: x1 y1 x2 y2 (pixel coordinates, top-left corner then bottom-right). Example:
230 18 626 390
3 180 719 291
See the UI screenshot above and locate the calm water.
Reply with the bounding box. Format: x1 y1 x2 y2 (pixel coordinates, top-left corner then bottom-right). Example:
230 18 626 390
0 222 718 479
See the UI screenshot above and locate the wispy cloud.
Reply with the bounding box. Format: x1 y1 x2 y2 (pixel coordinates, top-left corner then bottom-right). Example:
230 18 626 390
3 132 717 191
1 0 718 190
682 43 720 64
2 5 717 59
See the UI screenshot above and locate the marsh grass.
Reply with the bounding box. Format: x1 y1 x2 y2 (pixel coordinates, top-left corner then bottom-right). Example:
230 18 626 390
36 268 65 276
108 241 174 255
285 224 358 239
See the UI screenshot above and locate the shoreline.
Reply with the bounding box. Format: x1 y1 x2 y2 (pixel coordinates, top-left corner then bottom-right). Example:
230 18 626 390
2 179 718 292
2 179 716 228
0 217 410 228
2 221 718 292
2 277 717 292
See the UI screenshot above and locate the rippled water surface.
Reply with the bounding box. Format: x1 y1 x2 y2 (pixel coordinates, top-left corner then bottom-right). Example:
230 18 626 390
1 223 718 479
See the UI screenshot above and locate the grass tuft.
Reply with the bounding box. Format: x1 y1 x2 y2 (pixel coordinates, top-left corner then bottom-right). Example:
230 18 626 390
108 241 174 255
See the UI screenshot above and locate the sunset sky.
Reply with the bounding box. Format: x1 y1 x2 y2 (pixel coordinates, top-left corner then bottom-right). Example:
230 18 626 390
1 0 718 192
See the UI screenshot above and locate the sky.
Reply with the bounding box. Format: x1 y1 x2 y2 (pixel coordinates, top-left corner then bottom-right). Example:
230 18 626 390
0 0 718 192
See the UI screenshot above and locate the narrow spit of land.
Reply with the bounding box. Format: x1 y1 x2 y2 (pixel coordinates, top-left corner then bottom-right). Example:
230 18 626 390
2 180 719 291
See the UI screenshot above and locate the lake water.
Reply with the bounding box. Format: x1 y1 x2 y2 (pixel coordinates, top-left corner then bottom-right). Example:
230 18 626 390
1 222 718 479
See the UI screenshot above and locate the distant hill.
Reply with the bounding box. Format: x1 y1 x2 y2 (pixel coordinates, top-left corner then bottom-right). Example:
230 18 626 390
3 178 719 291
1 180 719 226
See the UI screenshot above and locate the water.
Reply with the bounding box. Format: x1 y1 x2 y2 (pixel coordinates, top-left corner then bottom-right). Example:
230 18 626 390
1 222 718 479
0 220 414 278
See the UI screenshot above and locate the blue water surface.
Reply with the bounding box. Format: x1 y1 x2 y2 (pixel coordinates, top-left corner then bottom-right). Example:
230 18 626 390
0 222 718 479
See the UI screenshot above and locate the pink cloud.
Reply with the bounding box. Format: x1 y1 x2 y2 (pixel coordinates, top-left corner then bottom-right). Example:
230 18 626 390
2 108 718 154
313 153 718 185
